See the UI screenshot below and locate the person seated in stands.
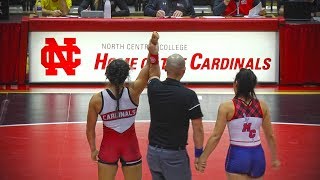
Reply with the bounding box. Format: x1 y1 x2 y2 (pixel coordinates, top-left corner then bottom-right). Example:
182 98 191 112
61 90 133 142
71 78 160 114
78 0 130 17
144 0 196 17
277 0 284 16
211 0 265 16
277 0 319 16
37 0 72 17
313 0 320 16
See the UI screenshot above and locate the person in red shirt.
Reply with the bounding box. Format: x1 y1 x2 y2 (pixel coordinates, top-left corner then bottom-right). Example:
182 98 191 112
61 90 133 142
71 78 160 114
212 0 265 16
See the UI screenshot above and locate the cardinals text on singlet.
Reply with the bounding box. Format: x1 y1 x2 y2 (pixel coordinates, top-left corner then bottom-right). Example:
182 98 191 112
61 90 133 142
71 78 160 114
99 87 138 133
101 109 137 121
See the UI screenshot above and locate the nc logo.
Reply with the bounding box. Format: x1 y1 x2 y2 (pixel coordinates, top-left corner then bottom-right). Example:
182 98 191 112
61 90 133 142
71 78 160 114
41 38 81 76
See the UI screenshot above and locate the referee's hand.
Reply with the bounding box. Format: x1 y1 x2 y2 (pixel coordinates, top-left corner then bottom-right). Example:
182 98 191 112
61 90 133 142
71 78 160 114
196 157 207 173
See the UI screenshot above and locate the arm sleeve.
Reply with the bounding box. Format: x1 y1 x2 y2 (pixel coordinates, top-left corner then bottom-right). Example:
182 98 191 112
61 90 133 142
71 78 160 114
40 0 47 8
112 0 130 16
78 0 91 15
147 78 160 88
66 0 72 9
188 91 203 120
186 0 196 16
212 0 227 16
147 78 161 100
144 0 158 16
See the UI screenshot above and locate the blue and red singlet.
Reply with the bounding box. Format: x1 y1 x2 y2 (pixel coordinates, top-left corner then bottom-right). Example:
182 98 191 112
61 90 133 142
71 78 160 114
225 98 266 177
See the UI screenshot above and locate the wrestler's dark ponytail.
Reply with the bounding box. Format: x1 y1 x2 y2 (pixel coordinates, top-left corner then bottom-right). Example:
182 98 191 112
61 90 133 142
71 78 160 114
105 59 130 111
234 68 257 101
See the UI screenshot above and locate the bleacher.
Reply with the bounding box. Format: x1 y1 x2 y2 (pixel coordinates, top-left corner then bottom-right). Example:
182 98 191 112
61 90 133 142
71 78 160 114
8 0 213 15
8 0 280 16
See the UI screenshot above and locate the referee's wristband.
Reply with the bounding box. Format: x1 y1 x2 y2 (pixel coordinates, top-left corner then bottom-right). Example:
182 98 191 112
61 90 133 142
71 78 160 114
195 147 203 158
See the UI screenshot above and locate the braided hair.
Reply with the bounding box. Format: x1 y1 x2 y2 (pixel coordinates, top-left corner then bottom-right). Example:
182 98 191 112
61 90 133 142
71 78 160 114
234 68 257 101
105 59 130 112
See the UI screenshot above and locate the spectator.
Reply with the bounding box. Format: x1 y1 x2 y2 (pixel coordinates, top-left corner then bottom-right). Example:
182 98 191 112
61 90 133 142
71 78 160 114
211 0 265 16
78 0 130 17
313 0 320 15
36 0 72 17
144 0 196 17
278 0 317 16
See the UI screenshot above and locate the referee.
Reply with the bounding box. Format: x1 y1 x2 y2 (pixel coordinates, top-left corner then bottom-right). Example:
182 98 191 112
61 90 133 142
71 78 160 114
146 52 204 180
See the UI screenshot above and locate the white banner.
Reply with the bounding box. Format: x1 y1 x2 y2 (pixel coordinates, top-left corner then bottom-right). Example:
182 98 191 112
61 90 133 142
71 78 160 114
29 32 279 83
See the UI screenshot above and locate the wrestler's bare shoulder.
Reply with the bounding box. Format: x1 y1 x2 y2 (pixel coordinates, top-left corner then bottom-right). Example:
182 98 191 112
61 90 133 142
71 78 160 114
89 92 102 105
220 100 234 110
